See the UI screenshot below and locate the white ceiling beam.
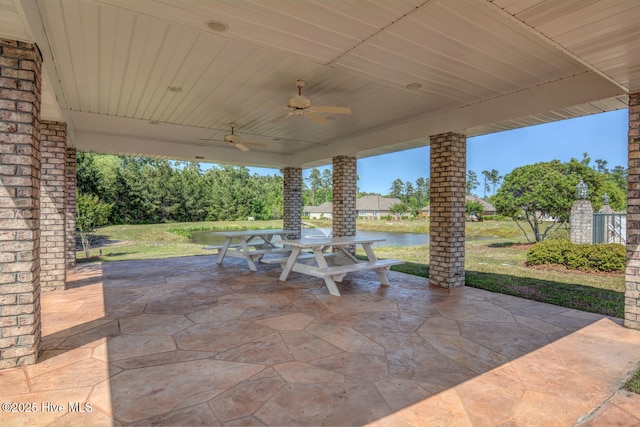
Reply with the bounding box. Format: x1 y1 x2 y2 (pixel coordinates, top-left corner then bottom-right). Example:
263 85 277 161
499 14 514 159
291 71 627 167
76 131 290 169
16 0 75 143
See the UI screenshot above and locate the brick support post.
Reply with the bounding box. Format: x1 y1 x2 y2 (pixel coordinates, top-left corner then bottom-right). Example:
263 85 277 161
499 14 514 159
282 167 302 239
0 38 42 369
65 147 76 267
626 92 640 330
429 132 466 289
570 200 593 244
40 121 67 291
332 156 357 239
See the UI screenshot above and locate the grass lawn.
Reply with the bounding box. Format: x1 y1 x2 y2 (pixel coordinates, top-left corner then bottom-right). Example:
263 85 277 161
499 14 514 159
84 220 286 260
82 218 624 318
625 367 640 394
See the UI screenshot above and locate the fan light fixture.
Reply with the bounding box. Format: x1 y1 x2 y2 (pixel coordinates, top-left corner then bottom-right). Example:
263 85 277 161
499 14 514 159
205 20 228 32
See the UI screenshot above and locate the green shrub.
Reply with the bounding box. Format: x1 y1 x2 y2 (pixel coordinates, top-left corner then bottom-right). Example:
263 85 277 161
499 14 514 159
584 244 626 272
526 239 572 266
527 240 625 273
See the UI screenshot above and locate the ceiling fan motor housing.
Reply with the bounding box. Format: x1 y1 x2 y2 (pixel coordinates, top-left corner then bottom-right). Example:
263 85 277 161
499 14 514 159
224 134 240 143
288 94 312 109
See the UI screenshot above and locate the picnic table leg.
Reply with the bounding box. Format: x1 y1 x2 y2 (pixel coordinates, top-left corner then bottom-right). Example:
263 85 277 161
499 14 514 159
362 242 391 286
240 238 258 271
374 267 392 286
324 275 341 296
279 247 302 281
313 247 342 296
216 237 232 265
362 243 379 262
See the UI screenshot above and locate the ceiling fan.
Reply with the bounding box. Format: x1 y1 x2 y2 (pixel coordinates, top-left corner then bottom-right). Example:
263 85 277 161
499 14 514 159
198 123 267 152
271 79 351 125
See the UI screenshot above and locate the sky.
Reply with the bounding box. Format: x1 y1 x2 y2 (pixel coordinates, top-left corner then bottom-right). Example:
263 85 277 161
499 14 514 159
248 109 629 195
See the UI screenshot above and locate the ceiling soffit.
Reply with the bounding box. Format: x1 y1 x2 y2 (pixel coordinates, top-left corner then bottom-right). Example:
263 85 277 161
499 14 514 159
4 0 634 168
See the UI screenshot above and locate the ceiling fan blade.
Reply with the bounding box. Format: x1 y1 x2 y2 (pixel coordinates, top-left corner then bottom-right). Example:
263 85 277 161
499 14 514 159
241 141 268 147
309 105 351 114
305 112 329 125
197 138 222 142
235 143 250 152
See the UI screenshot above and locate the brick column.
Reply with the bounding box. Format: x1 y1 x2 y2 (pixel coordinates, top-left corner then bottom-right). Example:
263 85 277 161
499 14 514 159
282 167 302 239
40 121 67 291
0 38 42 368
332 155 357 239
429 132 466 289
626 92 640 330
65 147 76 267
570 200 593 244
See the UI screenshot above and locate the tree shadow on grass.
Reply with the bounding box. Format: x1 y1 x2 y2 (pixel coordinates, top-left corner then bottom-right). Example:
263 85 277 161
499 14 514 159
76 233 123 250
391 260 624 318
487 241 533 249
465 270 624 318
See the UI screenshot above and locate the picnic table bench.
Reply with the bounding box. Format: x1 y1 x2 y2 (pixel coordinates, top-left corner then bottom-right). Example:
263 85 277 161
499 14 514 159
278 236 404 296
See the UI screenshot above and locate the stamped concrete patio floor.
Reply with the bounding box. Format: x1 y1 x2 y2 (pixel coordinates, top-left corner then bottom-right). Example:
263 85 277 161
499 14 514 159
2 255 640 426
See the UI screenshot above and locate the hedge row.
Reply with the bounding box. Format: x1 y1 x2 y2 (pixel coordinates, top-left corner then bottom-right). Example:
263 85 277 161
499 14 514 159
526 239 625 272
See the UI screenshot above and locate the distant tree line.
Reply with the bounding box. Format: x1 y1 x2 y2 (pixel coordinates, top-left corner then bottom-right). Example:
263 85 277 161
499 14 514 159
77 152 627 232
466 169 502 197
77 152 285 224
387 177 430 215
305 168 333 205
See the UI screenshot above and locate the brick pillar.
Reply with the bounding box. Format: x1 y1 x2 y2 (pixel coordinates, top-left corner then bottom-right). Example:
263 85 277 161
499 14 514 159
570 200 593 244
626 91 640 330
282 167 302 239
40 121 67 291
429 132 466 289
0 38 42 368
65 147 76 267
332 155 357 239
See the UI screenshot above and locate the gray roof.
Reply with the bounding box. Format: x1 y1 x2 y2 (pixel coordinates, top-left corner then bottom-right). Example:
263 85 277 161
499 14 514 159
466 195 496 213
305 196 402 213
303 201 333 213
356 195 402 211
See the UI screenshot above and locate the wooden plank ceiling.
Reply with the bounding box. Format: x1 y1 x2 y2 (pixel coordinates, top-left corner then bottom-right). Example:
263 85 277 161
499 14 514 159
1 0 638 168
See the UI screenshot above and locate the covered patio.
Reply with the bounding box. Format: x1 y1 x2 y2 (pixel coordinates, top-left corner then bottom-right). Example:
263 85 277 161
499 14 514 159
2 0 640 424
1 255 640 425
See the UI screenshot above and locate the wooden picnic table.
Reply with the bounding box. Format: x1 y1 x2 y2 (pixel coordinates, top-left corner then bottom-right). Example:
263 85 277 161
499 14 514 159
209 229 297 271
275 236 404 296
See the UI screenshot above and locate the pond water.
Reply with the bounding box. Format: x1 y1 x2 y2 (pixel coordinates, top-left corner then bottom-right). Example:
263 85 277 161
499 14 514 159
190 228 431 247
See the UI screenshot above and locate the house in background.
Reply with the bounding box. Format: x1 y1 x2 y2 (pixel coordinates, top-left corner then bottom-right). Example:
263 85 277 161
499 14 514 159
466 194 496 216
304 195 402 220
357 195 402 219
303 201 333 219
